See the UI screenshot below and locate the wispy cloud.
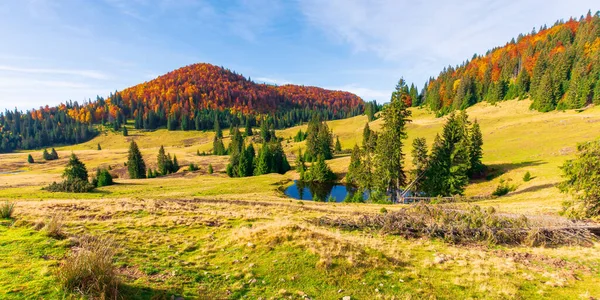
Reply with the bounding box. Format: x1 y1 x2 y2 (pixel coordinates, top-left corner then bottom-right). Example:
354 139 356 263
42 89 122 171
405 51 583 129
254 77 291 85
0 65 109 80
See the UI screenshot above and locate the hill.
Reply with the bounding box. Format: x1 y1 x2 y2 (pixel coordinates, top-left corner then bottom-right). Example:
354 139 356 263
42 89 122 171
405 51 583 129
422 11 600 114
0 63 363 153
2 99 600 298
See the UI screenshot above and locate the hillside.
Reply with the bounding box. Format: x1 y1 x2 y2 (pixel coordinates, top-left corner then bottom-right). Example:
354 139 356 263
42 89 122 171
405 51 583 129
0 63 363 153
2 99 600 298
423 11 600 114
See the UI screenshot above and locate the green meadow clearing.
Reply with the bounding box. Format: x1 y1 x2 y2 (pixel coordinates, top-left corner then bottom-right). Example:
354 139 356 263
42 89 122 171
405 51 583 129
1 99 600 299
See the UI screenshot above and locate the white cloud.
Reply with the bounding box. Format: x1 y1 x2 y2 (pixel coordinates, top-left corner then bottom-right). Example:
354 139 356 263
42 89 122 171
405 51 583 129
254 77 291 85
0 65 109 80
299 0 598 83
327 84 390 101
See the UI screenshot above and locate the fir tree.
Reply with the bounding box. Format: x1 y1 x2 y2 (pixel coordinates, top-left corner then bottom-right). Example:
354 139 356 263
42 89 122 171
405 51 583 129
346 145 362 185
411 137 429 192
63 153 88 182
208 164 214 174
27 154 34 163
214 115 223 139
468 120 485 177
157 145 168 175
127 140 146 179
43 149 51 160
305 154 336 183
50 148 59 160
97 143 102 150
334 137 342 153
213 136 226 155
374 79 412 202
245 121 253 136
295 148 306 180
122 126 128 136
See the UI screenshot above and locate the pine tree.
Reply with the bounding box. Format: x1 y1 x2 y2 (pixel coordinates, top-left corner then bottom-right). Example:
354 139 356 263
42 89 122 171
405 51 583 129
157 145 168 175
127 140 146 179
468 120 485 177
213 136 226 155
214 115 223 139
50 148 59 160
27 154 34 164
43 149 51 160
95 168 113 187
334 136 342 153
254 143 271 176
374 79 412 202
123 126 128 136
411 137 428 192
208 164 214 174
245 121 253 136
295 148 306 180
97 143 102 150
63 153 88 182
260 119 269 142
172 155 179 173
237 144 255 177
305 154 336 183
346 145 362 185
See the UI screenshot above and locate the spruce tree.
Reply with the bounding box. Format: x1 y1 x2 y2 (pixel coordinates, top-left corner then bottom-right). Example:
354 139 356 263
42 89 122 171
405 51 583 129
123 126 128 136
127 140 146 179
468 120 485 177
213 136 226 155
411 137 429 192
172 155 179 173
245 121 253 136
374 79 412 202
157 145 168 175
254 143 272 176
296 148 306 180
97 143 102 150
208 164 214 174
63 153 88 182
305 154 335 183
50 148 59 160
214 115 223 139
27 154 34 163
335 137 342 153
346 145 362 185
43 149 51 160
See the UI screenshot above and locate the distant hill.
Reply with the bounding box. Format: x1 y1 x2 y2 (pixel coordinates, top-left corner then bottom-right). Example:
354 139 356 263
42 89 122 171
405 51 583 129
0 63 364 153
422 11 600 115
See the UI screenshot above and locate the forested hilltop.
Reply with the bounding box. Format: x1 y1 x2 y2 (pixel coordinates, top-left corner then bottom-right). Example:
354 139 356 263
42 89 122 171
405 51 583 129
0 63 364 153
423 11 600 114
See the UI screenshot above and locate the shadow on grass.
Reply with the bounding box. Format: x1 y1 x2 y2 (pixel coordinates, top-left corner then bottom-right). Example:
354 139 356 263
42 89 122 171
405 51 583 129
509 183 556 196
119 283 176 300
484 160 547 180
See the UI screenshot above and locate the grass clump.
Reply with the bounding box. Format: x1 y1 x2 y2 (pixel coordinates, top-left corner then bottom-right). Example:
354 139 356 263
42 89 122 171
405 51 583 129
59 235 119 299
313 203 595 247
43 215 64 239
0 201 15 219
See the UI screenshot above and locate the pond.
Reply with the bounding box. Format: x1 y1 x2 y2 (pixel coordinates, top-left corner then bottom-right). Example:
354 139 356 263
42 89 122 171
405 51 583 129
284 180 366 202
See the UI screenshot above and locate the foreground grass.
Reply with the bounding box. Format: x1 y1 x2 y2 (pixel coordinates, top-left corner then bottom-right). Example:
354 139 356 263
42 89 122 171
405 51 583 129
3 199 600 299
2 99 600 298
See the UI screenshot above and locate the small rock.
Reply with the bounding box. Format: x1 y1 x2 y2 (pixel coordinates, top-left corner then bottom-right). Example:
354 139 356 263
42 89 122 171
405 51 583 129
248 263 255 268
248 278 257 284
379 283 383 287
375 288 379 293
343 296 351 300
337 289 344 293
232 259 240 264
247 242 255 248
399 278 404 283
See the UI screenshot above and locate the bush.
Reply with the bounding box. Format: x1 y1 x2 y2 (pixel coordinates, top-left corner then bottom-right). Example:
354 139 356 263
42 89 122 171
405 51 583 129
45 179 95 193
188 163 199 171
492 179 517 197
0 201 15 219
95 169 114 187
27 154 34 163
208 164 214 174
59 235 119 298
523 171 532 182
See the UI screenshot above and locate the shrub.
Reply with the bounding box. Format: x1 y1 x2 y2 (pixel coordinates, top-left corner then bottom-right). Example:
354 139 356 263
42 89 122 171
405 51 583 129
43 214 64 238
27 154 34 163
492 179 517 197
327 195 336 203
188 163 199 171
45 179 95 193
523 171 532 182
59 235 119 298
208 164 214 174
95 169 114 187
0 201 15 219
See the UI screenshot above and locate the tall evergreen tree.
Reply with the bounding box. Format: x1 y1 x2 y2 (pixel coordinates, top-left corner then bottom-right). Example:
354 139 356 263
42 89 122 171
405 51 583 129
346 145 362 186
214 115 223 139
410 137 429 192
127 140 146 179
63 153 88 182
334 136 342 153
157 145 168 175
374 79 412 202
468 120 485 177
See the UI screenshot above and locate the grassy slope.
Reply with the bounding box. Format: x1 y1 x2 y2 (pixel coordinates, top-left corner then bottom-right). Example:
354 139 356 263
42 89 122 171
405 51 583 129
1 99 600 298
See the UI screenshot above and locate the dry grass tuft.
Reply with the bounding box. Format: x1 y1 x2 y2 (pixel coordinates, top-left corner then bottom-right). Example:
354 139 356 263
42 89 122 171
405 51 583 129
43 214 65 239
59 235 119 299
312 203 596 247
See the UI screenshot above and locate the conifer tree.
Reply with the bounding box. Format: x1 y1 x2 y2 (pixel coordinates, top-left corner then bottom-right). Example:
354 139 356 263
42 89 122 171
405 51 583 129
172 155 179 173
43 149 51 160
214 115 222 139
127 140 146 179
296 148 306 180
64 153 88 182
212 136 226 155
123 126 128 136
27 154 34 164
374 79 412 202
157 145 168 175
335 137 342 153
468 120 485 177
245 120 253 136
346 145 362 185
411 137 429 192
254 143 271 176
97 143 102 150
305 154 336 183
208 164 214 174
50 148 59 160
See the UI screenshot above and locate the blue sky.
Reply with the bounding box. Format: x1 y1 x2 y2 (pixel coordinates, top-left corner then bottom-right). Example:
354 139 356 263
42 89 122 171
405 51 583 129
0 0 597 112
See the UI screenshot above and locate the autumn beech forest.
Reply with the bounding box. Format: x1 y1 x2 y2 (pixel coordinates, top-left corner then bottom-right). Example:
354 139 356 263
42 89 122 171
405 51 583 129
0 63 364 153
